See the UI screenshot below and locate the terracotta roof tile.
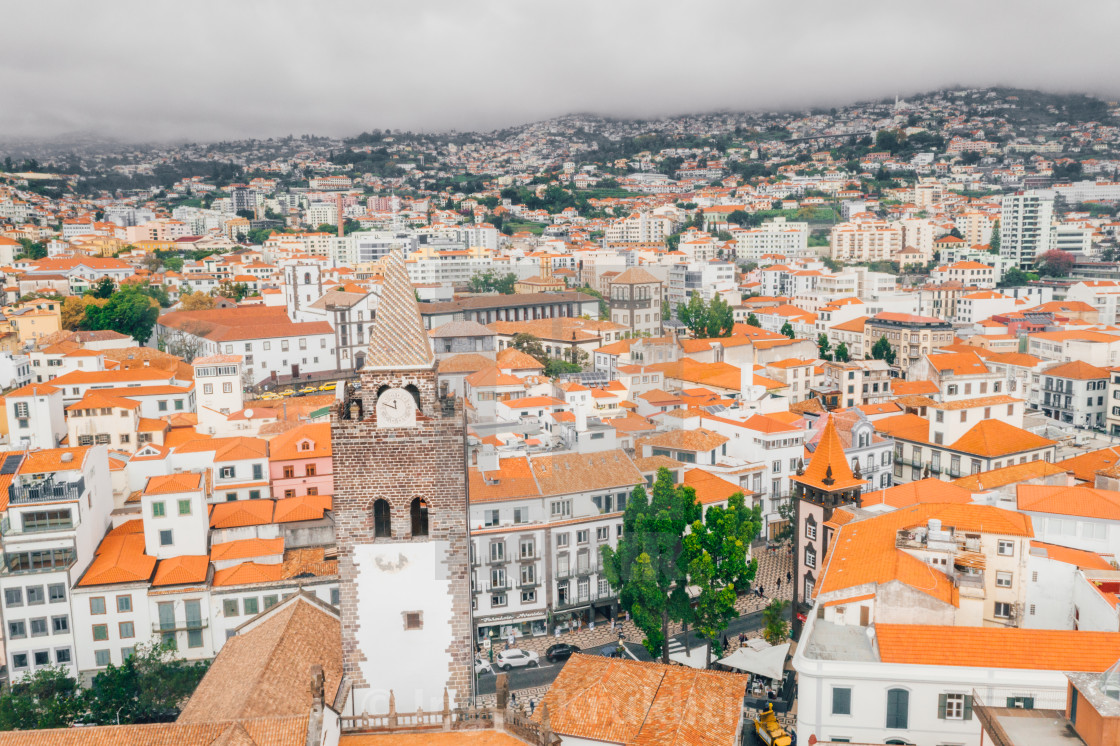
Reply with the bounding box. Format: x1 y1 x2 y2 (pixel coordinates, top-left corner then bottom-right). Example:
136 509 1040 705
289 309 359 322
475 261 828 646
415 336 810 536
177 596 341 724
209 500 275 529
212 562 284 587
793 415 864 493
144 472 202 495
683 469 744 505
268 423 331 462
530 450 642 497
953 460 1067 490
949 420 1055 458
211 538 283 562
1017 484 1120 520
77 533 156 587
875 624 1120 671
273 495 332 523
152 556 211 587
1029 540 1114 571
0 715 311 746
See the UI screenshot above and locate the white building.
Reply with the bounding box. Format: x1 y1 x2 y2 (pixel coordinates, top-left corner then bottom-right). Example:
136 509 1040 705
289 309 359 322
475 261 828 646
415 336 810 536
6 383 66 450
1000 191 1055 268
731 217 809 261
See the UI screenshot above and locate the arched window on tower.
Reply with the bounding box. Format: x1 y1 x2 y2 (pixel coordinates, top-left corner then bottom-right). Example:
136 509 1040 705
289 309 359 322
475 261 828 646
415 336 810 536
373 499 392 538
304 272 311 284
410 497 429 537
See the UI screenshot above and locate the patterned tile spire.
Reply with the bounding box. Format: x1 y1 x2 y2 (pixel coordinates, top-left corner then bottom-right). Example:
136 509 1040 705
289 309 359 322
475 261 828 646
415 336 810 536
364 250 435 370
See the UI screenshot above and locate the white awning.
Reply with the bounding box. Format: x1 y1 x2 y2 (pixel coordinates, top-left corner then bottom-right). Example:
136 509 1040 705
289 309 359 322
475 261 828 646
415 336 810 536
717 642 791 680
668 645 710 669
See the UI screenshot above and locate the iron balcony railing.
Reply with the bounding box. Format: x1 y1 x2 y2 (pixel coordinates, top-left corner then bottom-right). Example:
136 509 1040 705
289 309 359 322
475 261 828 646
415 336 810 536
9 477 85 506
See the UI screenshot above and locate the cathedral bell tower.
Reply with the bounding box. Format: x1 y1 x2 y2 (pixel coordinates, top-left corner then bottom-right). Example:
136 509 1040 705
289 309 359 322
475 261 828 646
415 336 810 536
331 250 472 715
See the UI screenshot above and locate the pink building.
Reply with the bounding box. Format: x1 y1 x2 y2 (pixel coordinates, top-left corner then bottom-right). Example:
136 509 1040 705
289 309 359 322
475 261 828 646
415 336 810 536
268 422 332 498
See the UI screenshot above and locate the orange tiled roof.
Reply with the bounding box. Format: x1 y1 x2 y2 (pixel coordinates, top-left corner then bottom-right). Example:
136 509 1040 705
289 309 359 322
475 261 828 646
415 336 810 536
144 472 202 495
1029 540 1114 571
1056 446 1120 483
792 415 864 493
1044 360 1111 380
532 655 748 746
152 555 210 586
268 423 330 461
212 561 284 587
1017 484 1120 520
948 420 1055 458
468 457 541 504
18 447 88 474
211 538 284 562
860 478 974 509
953 460 1068 491
273 494 332 523
77 533 156 587
210 499 275 528
683 468 743 505
875 624 1120 671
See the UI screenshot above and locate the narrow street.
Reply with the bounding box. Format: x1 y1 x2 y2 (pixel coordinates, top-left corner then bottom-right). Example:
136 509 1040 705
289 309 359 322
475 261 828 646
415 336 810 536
474 544 795 709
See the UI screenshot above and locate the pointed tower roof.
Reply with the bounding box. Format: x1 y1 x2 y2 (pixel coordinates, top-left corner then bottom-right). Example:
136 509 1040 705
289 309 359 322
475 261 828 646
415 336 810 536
363 250 435 371
792 414 866 493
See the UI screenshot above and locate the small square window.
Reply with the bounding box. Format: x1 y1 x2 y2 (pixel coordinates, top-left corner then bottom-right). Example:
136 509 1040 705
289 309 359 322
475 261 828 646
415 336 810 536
90 597 106 615
120 646 134 660
119 621 135 639
243 597 259 615
94 649 111 667
223 599 239 617
12 653 28 669
159 530 173 546
26 586 45 605
48 584 66 603
178 499 192 516
404 611 423 630
4 588 22 607
92 624 109 641
55 648 71 664
8 621 26 639
152 501 166 518
51 616 68 634
33 650 49 666
116 595 131 613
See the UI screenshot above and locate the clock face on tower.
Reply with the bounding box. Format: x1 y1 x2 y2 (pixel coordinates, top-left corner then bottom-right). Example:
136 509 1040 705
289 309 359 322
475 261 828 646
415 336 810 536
376 387 417 428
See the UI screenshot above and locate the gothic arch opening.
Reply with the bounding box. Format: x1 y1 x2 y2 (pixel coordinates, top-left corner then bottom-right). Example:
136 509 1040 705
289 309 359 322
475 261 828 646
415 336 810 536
410 497 429 537
373 499 392 538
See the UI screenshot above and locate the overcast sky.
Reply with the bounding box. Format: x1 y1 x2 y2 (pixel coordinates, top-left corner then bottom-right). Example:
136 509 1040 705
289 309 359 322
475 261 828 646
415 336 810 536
3 0 1119 143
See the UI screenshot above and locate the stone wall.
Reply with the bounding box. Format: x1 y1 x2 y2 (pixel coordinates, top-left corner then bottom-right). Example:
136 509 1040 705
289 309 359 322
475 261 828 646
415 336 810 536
332 366 473 708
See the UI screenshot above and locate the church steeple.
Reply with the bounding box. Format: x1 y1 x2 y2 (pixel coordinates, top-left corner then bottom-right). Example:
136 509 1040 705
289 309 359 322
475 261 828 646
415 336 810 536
364 250 435 371
793 415 865 496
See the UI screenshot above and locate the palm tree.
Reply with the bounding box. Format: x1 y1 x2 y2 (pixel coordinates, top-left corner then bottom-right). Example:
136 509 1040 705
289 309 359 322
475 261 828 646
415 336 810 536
762 600 789 646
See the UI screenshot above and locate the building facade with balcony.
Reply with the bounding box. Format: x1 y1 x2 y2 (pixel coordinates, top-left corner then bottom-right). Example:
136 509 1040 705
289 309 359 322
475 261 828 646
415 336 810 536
1037 360 1109 429
466 450 642 644
0 447 112 678
606 267 663 338
863 313 954 371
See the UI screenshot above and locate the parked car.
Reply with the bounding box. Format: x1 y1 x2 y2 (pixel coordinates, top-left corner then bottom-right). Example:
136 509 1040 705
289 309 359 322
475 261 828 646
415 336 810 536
319 382 337 391
279 389 297 397
474 658 492 675
298 386 318 394
494 648 539 671
545 643 580 662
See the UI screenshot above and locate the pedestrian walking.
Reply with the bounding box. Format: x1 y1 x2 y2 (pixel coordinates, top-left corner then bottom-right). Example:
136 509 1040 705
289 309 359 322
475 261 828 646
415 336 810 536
777 578 781 591
530 700 535 715
786 570 792 583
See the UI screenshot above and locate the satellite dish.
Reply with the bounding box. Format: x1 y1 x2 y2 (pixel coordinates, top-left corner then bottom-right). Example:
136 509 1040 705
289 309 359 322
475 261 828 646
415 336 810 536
244 409 254 418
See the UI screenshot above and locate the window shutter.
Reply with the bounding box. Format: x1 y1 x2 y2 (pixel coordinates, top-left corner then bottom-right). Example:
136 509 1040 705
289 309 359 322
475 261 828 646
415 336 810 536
963 695 974 721
1024 697 1034 710
937 694 947 719
1006 697 1016 708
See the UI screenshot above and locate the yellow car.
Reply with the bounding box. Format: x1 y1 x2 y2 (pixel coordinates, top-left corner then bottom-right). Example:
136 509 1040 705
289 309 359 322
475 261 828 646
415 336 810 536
279 389 297 397
318 382 337 391
298 386 318 394
259 392 282 401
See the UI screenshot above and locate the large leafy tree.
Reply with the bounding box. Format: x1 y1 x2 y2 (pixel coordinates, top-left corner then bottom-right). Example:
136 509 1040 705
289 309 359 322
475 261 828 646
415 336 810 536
835 341 850 362
682 492 762 666
509 332 548 362
0 666 84 730
1035 249 1075 278
871 335 896 365
81 284 160 344
746 313 760 328
677 291 708 337
84 642 210 724
704 295 734 338
780 322 795 339
89 276 116 299
601 468 701 663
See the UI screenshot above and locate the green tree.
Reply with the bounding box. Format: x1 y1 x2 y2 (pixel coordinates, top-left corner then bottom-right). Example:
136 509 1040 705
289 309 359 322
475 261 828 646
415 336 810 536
601 469 701 663
762 600 790 646
816 333 832 361
998 267 1037 287
677 291 708 337
871 335 896 365
84 642 210 724
543 359 581 377
510 333 548 363
779 322 795 339
216 281 250 301
0 666 84 730
726 209 758 228
746 313 760 328
163 255 184 273
835 341 850 362
704 295 734 338
81 285 159 344
15 238 47 260
682 492 762 666
89 276 116 299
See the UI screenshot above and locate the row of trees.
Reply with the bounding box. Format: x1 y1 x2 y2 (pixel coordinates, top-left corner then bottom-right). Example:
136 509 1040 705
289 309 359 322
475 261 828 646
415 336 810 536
816 334 850 362
602 469 768 666
467 271 518 295
509 332 587 377
0 643 208 730
677 292 734 338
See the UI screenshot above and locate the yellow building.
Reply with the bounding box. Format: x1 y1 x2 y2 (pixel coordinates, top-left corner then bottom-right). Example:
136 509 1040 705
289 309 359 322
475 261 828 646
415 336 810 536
7 300 62 343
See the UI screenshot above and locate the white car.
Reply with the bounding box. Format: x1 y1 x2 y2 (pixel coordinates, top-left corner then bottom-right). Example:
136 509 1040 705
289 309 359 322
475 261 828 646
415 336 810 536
475 658 492 675
494 648 540 671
